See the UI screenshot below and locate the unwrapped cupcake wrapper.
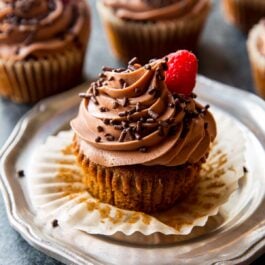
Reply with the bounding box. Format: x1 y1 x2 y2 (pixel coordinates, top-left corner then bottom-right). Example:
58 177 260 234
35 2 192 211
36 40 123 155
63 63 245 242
97 1 211 63
28 108 246 236
247 23 265 99
223 0 265 32
0 48 84 103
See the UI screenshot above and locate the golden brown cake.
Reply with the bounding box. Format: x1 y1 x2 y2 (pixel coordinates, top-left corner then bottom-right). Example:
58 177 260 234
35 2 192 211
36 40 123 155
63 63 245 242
0 0 90 103
223 0 265 33
97 0 211 63
71 51 217 213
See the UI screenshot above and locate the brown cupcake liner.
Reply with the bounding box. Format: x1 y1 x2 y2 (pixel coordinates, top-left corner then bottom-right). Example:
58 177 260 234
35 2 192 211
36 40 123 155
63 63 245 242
223 0 265 33
247 23 265 99
0 48 84 104
97 1 211 63
72 137 203 213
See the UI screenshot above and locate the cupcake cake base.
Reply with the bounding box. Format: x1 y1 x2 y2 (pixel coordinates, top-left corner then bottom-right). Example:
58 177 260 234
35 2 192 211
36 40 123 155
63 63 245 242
73 137 203 213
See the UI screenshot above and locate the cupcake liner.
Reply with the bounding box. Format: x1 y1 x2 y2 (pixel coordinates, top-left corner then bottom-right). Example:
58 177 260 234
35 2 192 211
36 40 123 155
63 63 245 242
97 1 211 63
0 48 84 104
247 23 265 99
28 108 246 237
223 0 265 33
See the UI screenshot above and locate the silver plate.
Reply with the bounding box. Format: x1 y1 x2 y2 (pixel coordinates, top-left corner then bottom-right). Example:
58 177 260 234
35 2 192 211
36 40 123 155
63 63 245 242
1 76 265 265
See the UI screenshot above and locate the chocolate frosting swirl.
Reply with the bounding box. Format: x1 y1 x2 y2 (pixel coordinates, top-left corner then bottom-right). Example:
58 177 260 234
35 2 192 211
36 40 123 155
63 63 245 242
71 59 217 167
102 0 210 21
0 0 90 60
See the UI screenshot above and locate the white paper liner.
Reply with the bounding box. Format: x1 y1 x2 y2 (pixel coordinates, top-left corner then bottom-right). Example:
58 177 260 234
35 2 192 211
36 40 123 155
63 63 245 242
28 108 246 236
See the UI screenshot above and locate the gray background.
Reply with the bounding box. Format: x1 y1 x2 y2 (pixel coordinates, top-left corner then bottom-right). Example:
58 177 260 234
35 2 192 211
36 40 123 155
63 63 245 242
0 0 263 264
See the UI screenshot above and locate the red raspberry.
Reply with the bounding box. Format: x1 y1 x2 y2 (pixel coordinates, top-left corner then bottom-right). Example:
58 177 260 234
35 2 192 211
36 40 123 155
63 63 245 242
165 50 198 95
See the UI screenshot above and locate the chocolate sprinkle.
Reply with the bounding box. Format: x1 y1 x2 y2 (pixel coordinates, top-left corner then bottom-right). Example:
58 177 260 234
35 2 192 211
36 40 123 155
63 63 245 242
155 68 165 81
99 73 106 78
105 134 115 141
118 111 127 117
102 66 114 72
191 93 197 98
103 119 110 125
128 107 136 115
119 78 127 88
136 102 142 112
95 136 101 143
148 87 158 95
126 115 133 122
120 97 129 107
114 125 123 130
118 130 127 142
17 170 25 178
243 166 248 173
99 107 109 112
126 127 135 140
161 62 168 71
52 219 59 228
112 101 119 109
91 96 99 105
97 126 104 132
108 76 115 81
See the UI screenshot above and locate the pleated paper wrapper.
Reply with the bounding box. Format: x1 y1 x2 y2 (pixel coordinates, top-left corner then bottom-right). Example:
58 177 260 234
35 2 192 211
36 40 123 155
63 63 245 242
0 48 84 104
97 1 211 63
28 109 246 236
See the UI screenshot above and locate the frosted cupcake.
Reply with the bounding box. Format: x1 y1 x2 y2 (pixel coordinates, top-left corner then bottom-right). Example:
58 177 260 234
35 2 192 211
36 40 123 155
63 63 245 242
0 0 90 103
97 0 211 63
223 0 265 33
247 20 265 99
71 51 217 213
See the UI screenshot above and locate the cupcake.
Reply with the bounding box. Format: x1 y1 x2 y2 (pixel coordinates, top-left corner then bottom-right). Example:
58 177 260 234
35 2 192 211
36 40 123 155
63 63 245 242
71 50 217 213
247 20 265 98
97 0 212 63
0 0 90 103
223 0 265 33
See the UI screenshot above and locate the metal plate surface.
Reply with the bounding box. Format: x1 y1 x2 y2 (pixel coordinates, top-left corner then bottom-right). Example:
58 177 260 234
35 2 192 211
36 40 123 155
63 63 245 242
1 76 265 265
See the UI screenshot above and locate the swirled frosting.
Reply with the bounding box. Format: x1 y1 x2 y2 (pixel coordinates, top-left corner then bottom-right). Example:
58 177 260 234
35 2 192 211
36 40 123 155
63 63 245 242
0 0 90 60
102 0 210 21
71 59 217 167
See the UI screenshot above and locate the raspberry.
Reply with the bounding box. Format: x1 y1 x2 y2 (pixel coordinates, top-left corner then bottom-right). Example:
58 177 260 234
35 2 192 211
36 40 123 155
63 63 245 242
165 50 198 95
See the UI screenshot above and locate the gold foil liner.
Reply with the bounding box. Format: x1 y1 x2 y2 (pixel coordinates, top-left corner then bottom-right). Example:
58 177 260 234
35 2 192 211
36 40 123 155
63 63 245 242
222 0 265 33
97 1 211 63
0 48 84 104
28 108 246 237
247 22 265 99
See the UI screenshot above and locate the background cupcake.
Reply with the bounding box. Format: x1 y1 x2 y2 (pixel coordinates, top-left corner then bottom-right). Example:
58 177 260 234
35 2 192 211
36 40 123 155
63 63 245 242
0 0 90 103
97 0 212 64
71 51 217 213
223 0 265 33
247 20 265 99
